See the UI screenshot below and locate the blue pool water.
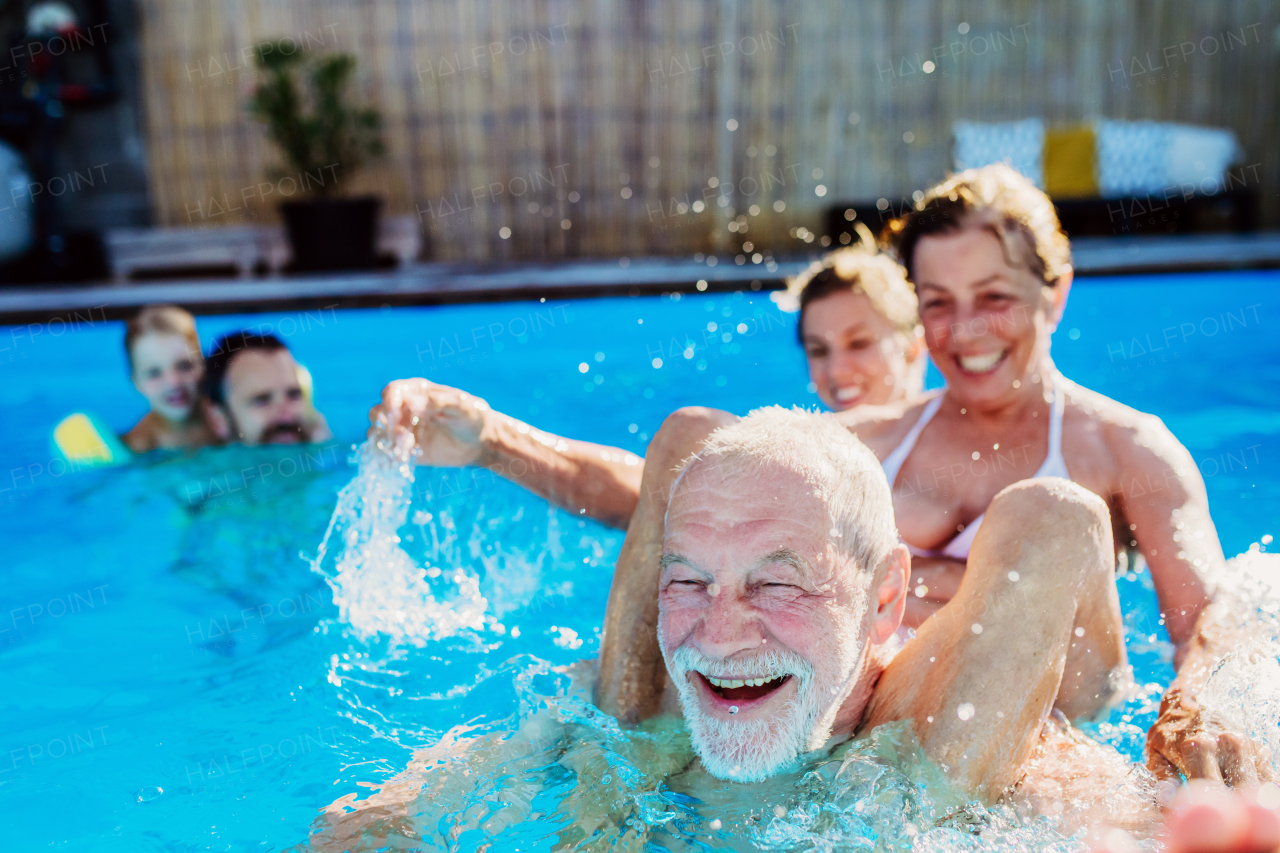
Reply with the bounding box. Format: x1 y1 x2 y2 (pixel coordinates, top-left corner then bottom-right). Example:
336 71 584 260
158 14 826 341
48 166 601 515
0 270 1277 850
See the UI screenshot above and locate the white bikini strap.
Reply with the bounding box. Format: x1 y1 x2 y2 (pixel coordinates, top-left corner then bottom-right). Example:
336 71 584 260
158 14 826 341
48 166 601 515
1047 377 1065 460
881 393 944 487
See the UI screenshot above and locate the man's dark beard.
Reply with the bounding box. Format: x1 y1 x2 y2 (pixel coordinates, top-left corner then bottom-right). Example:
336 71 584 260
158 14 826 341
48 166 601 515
259 421 308 443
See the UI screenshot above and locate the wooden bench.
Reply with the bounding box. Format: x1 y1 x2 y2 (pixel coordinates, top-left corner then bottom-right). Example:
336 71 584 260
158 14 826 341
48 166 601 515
104 225 265 282
105 216 422 281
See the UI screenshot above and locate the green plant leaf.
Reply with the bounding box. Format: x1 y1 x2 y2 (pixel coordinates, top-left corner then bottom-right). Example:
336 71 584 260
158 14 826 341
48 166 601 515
247 42 384 198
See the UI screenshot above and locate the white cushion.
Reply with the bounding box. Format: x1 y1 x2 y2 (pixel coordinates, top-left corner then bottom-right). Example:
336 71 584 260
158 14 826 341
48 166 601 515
1164 125 1243 192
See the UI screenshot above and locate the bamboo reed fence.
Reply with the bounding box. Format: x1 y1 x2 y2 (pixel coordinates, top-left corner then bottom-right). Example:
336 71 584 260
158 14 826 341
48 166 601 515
136 0 1280 261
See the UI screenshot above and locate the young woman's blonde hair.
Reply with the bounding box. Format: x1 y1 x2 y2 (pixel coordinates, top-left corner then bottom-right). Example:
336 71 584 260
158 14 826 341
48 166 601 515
783 223 920 341
124 305 203 372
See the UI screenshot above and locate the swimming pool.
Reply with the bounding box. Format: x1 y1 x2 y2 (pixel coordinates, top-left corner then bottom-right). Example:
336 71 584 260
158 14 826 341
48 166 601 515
0 270 1276 850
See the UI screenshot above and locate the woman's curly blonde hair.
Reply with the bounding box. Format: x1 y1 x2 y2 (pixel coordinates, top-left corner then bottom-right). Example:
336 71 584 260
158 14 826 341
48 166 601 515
784 223 920 341
884 163 1073 285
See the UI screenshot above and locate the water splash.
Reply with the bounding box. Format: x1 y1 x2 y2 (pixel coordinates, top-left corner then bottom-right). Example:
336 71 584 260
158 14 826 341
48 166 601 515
1197 551 1280 764
310 439 488 646
301 659 1099 852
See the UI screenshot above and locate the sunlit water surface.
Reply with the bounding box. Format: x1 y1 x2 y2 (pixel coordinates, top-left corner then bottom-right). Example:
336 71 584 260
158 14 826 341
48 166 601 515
1 271 1278 851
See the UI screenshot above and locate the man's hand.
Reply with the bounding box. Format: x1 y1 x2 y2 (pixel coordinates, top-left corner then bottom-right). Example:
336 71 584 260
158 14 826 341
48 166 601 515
369 378 492 467
1147 688 1276 786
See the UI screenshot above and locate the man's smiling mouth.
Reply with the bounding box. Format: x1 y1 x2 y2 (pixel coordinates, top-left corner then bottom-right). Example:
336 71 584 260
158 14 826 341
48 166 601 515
696 672 792 702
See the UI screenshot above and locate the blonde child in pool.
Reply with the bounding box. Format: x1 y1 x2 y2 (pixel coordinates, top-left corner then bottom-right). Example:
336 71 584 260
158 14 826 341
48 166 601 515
121 305 222 453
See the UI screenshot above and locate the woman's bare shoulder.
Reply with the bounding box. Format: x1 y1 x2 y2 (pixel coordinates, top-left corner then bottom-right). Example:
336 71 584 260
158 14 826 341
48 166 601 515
1062 381 1186 468
837 392 942 458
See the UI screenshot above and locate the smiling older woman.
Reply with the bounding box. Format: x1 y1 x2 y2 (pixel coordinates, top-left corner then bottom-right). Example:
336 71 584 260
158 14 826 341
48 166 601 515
856 165 1213 642
853 164 1265 783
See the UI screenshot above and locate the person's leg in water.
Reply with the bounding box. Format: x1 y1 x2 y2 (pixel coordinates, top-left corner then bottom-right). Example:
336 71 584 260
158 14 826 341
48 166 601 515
863 477 1129 800
595 407 737 723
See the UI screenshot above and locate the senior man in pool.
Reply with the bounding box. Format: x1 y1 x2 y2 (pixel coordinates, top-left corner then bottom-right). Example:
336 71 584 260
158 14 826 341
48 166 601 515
305 408 1159 851
647 406 1132 799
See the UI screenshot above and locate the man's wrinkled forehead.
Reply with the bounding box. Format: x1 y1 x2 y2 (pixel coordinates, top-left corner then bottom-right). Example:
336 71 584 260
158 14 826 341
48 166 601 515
664 457 831 555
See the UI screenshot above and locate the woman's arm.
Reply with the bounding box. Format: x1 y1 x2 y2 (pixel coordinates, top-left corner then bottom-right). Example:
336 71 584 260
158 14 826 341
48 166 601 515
475 409 644 529
371 378 644 529
1109 412 1217 650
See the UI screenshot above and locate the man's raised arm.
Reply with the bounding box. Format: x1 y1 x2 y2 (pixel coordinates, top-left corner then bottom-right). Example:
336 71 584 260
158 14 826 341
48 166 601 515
370 378 643 529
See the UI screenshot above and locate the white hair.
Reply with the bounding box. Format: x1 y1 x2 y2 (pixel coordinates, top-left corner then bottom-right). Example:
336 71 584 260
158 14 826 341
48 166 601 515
672 406 898 576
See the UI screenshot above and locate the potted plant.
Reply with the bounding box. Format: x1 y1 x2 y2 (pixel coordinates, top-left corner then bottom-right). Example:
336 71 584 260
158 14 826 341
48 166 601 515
249 42 385 271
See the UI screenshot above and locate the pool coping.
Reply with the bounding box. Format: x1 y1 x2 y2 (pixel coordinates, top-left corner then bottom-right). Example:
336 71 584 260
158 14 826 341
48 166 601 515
1 232 1278 324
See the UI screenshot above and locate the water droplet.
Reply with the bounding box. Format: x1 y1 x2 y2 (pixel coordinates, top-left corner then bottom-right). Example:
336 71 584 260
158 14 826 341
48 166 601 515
136 786 163 803
773 805 787 818
957 702 975 721
729 705 739 714
709 818 723 830
1074 626 1085 637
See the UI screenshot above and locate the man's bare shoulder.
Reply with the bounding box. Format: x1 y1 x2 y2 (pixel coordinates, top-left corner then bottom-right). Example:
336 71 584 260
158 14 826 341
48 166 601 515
836 392 942 459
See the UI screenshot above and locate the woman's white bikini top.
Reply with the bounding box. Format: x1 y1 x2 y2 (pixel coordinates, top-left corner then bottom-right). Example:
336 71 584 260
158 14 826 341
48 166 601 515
880 379 1070 561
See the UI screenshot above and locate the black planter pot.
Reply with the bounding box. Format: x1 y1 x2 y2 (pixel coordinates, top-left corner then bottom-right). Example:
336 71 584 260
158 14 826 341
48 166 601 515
280 196 381 271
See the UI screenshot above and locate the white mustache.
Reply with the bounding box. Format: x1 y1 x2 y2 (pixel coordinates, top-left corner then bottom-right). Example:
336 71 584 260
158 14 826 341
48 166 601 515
667 643 813 685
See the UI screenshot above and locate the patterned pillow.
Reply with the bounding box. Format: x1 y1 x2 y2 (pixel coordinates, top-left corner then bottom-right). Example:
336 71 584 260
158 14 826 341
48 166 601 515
952 119 1045 188
1095 120 1171 197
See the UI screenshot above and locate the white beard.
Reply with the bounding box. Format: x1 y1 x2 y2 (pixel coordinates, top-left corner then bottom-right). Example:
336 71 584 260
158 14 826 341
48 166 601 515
664 643 851 782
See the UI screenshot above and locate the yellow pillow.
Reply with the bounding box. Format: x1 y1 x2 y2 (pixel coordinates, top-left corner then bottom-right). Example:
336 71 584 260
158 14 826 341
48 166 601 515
1044 125 1097 199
